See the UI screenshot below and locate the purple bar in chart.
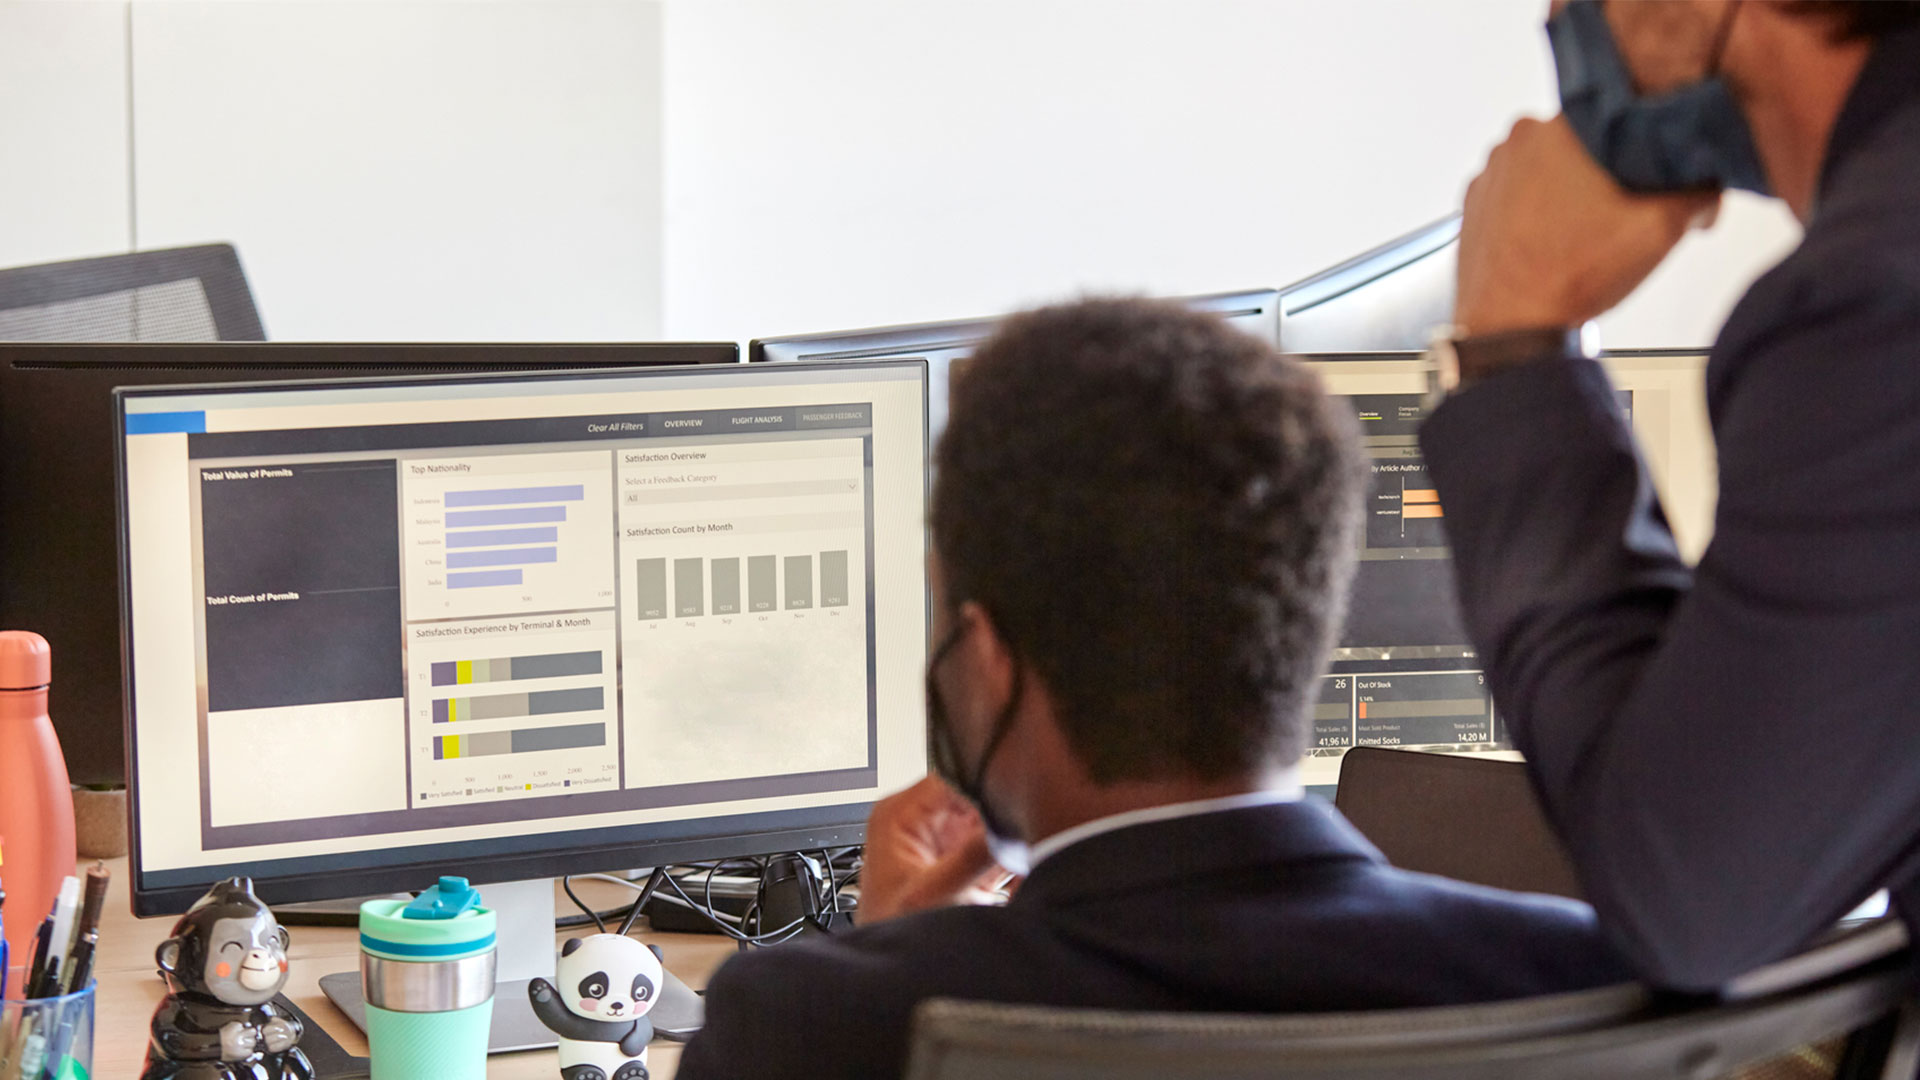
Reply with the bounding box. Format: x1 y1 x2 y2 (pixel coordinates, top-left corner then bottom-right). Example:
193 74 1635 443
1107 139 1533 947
448 569 522 589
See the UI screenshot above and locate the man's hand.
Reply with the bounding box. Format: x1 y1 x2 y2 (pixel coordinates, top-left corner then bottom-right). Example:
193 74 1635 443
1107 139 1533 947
859 776 1008 925
1456 115 1720 336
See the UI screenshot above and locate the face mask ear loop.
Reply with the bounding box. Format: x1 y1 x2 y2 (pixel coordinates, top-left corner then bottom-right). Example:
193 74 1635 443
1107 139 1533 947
964 663 1025 802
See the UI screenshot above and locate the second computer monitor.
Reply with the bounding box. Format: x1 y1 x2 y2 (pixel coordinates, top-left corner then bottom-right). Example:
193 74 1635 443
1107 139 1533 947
749 289 1281 441
1301 348 1717 788
118 359 928 914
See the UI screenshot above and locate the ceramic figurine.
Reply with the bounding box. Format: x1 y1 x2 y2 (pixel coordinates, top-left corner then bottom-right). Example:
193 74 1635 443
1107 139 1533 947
528 933 662 1080
141 877 313 1080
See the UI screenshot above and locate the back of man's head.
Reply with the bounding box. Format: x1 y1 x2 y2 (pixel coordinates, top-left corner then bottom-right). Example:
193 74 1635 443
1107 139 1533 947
932 297 1363 784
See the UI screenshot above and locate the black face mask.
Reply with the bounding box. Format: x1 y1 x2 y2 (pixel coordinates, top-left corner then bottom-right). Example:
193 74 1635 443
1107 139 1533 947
925 613 1028 861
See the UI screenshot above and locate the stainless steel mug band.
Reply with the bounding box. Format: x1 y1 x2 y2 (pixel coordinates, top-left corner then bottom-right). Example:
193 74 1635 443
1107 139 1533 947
360 951 497 1013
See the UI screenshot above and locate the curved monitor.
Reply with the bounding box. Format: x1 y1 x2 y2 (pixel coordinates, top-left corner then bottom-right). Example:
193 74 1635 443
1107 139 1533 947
749 289 1280 443
117 359 928 914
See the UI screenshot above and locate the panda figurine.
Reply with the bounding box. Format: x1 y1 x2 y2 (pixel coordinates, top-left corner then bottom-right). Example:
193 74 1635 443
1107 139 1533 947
528 933 662 1080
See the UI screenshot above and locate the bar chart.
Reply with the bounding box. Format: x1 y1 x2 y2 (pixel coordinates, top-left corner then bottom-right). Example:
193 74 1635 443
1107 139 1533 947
632 552 852 620
430 649 603 686
433 722 605 759
1354 671 1493 747
405 610 620 807
401 450 615 619
616 437 872 789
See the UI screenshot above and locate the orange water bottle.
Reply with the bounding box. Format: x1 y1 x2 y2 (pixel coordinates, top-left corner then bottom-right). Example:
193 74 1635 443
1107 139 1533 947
0 631 76 968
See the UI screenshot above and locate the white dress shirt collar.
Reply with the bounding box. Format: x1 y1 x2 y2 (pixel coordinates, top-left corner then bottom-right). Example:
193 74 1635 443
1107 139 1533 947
1024 767 1305 871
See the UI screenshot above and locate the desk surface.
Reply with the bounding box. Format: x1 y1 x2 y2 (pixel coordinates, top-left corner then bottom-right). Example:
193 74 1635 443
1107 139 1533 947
90 859 735 1078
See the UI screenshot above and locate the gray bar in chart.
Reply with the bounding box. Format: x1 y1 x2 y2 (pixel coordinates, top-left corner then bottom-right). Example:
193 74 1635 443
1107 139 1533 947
785 555 813 609
748 556 777 612
460 686 603 722
712 558 741 614
819 550 849 608
675 558 704 617
511 651 602 680
511 722 605 753
635 559 667 620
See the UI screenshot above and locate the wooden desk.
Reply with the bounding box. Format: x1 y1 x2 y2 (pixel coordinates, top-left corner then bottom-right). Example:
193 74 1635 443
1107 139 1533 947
89 860 735 1078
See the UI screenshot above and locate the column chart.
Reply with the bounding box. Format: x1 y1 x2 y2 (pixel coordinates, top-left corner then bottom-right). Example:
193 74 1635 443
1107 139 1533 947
616 437 871 790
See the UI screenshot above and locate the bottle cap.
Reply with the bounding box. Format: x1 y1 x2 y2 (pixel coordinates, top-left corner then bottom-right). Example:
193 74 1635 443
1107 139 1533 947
402 876 483 920
0 631 51 691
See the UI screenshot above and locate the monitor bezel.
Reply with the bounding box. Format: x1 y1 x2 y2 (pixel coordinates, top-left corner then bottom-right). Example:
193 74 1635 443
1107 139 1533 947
116 358 930 916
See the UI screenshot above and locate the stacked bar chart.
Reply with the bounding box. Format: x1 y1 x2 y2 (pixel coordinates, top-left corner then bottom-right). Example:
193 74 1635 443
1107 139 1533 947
433 722 605 759
432 685 604 724
430 649 602 686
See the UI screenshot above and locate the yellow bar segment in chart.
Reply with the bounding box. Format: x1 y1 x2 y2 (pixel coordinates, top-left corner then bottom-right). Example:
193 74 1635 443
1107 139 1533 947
456 660 473 684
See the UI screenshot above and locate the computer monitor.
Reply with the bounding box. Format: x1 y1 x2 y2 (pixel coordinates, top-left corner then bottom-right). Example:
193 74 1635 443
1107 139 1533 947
1 342 737 786
119 358 927 907
117 359 927 1046
1278 215 1460 353
1301 348 1716 791
749 288 1282 442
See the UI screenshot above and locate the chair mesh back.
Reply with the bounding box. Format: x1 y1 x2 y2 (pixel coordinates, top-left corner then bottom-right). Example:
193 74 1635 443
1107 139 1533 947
0 244 264 342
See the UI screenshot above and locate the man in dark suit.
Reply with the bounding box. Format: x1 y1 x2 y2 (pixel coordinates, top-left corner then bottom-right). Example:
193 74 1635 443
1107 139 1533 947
676 298 1628 1080
1420 2 1920 990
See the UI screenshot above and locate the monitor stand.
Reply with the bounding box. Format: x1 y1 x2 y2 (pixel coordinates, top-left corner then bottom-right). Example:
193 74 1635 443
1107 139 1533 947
317 875 705 1056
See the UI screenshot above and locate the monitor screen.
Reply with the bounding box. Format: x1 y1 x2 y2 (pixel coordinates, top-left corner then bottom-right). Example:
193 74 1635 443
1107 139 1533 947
1300 349 1716 789
749 289 1280 443
118 360 928 914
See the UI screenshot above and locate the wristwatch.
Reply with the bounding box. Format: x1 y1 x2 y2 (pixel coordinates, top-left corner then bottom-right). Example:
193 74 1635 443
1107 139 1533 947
1422 323 1599 407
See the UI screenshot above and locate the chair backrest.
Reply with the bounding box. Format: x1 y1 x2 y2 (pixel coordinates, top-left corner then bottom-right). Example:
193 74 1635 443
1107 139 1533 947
904 921 1917 1080
0 244 264 342
1334 746 1583 900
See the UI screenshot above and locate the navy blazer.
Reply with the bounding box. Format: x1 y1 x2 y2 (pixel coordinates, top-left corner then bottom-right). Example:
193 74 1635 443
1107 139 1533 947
1420 26 1920 991
675 800 1628 1080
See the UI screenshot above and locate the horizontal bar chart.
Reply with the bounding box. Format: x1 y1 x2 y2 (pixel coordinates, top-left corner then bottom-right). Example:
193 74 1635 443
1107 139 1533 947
434 685 604 723
446 546 557 569
448 569 522 589
433 722 605 759
431 650 602 686
445 505 568 528
447 526 559 548
445 484 585 508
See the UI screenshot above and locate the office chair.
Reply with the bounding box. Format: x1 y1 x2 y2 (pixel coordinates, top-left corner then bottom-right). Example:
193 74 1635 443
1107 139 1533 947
904 919 1917 1080
1334 746 1584 900
0 243 265 342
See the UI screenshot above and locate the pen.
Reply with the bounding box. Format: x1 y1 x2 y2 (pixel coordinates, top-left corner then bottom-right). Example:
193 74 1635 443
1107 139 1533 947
60 866 107 996
21 919 51 1000
29 879 76 1000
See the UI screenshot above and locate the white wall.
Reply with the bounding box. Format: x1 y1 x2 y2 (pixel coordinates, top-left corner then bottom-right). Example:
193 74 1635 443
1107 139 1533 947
1 0 664 342
0 2 130 269
662 0 1802 349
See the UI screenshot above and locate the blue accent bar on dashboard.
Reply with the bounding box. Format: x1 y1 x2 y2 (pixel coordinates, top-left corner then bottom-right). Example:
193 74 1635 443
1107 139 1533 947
126 411 207 435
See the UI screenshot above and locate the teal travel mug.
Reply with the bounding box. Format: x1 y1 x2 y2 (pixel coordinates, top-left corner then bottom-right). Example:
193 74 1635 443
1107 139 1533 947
359 877 496 1080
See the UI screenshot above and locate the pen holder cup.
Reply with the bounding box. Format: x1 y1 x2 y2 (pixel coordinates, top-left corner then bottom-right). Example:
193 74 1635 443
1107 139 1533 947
0 969 95 1080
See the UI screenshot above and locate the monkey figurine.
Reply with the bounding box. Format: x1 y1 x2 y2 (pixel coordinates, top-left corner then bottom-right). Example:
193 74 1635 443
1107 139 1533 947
142 877 314 1080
